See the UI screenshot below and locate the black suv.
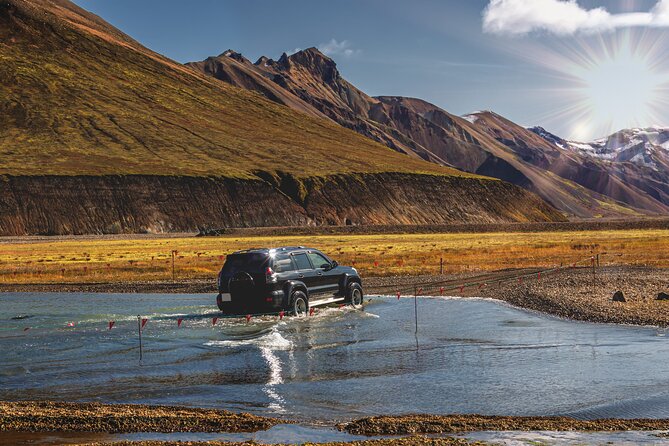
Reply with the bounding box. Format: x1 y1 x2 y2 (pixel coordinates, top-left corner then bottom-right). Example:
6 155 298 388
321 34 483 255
216 247 363 315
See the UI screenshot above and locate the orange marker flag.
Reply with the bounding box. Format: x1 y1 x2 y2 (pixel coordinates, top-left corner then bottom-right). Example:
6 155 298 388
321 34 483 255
141 318 148 329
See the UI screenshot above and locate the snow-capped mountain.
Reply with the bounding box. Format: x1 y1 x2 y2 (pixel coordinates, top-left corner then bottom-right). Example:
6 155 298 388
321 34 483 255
559 127 669 171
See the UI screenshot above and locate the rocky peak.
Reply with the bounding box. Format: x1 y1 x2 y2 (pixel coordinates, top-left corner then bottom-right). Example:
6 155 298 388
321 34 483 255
277 47 340 83
254 55 274 67
219 49 248 63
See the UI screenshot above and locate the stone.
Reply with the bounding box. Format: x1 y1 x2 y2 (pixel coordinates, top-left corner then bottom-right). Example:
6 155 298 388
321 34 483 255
656 292 669 301
612 291 626 302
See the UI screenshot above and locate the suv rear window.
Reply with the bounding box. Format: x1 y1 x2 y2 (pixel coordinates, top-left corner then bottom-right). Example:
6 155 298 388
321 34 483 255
221 253 269 275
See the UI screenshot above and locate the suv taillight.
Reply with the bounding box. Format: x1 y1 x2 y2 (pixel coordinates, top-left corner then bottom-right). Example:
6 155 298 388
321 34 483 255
265 266 276 283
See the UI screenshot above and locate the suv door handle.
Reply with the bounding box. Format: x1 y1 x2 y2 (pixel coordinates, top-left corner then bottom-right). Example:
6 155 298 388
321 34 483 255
298 274 304 278
317 271 323 276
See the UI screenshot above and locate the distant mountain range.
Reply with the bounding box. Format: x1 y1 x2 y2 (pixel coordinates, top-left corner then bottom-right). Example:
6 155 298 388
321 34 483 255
0 0 562 235
189 48 669 218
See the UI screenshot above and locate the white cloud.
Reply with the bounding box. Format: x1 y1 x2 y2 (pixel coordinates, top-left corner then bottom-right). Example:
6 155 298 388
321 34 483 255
317 39 361 57
483 0 669 35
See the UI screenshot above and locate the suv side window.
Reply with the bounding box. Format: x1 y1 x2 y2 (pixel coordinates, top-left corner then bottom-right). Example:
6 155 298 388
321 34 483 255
292 252 313 270
307 252 331 269
272 252 295 272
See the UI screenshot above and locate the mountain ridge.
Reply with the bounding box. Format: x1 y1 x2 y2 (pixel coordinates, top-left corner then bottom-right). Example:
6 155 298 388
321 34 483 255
189 47 669 218
0 0 564 234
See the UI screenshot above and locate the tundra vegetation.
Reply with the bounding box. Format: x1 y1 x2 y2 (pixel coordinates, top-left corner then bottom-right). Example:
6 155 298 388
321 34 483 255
0 230 667 285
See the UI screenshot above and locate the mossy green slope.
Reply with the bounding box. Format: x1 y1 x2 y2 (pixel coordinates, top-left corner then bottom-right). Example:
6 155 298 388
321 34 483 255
0 0 474 179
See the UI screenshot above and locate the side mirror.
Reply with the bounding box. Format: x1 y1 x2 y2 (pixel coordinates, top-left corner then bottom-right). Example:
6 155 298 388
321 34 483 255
320 263 332 270
332 260 338 267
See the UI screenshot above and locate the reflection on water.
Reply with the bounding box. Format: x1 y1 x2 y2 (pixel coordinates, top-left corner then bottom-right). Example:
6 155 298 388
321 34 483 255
2 293 669 421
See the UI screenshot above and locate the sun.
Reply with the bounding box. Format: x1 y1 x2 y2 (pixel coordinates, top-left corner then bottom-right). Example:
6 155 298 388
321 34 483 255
507 30 669 140
572 39 664 139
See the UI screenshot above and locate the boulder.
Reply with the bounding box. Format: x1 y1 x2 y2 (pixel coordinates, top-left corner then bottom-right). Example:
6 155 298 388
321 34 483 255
612 291 626 302
657 292 669 301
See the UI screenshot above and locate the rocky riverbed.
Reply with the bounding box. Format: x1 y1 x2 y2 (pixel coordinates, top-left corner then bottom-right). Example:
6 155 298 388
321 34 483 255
0 401 278 433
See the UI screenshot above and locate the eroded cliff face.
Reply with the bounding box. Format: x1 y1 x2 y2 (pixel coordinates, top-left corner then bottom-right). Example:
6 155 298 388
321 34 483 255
0 174 564 235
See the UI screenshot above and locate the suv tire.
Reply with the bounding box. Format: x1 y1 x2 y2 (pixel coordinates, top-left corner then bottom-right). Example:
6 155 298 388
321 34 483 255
347 282 364 308
291 290 309 316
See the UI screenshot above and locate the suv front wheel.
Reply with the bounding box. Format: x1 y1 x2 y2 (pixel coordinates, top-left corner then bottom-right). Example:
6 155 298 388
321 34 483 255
290 290 309 316
347 282 364 308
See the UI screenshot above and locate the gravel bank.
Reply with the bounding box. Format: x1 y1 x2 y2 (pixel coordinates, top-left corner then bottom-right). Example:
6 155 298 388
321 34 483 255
342 414 669 436
80 438 484 446
0 401 279 433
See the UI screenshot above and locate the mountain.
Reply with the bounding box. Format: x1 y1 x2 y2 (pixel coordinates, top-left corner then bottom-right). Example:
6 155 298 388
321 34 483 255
0 0 563 234
532 127 669 209
465 111 669 215
189 49 659 218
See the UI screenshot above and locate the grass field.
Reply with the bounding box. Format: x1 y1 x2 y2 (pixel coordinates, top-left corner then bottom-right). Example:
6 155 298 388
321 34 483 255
1 230 669 285
0 0 466 179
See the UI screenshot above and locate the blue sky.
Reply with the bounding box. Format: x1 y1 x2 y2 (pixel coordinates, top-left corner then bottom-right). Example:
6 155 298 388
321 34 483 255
73 0 669 140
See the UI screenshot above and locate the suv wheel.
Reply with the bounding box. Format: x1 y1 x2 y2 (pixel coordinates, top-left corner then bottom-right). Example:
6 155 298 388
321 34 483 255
291 290 309 316
347 282 364 308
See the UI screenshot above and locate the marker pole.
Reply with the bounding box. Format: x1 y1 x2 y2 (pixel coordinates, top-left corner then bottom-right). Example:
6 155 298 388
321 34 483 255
414 286 418 335
137 315 143 363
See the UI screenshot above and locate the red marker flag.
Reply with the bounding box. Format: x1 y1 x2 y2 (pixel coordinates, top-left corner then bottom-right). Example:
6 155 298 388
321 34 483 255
66 322 75 328
309 308 315 316
538 272 542 280
212 317 218 326
245 314 252 323
339 304 345 309
141 318 148 329
478 283 485 290
518 277 523 284
417 287 422 295
397 291 401 300
439 287 444 296
108 321 115 330
460 285 464 294
177 318 183 328
374 261 379 267
279 311 285 320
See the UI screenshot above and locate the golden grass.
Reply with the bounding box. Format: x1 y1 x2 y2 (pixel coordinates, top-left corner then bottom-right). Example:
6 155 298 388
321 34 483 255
1 230 668 284
0 3 470 180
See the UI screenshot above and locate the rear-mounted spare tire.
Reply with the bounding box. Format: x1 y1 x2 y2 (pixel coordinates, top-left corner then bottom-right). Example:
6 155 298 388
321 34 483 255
229 271 255 299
